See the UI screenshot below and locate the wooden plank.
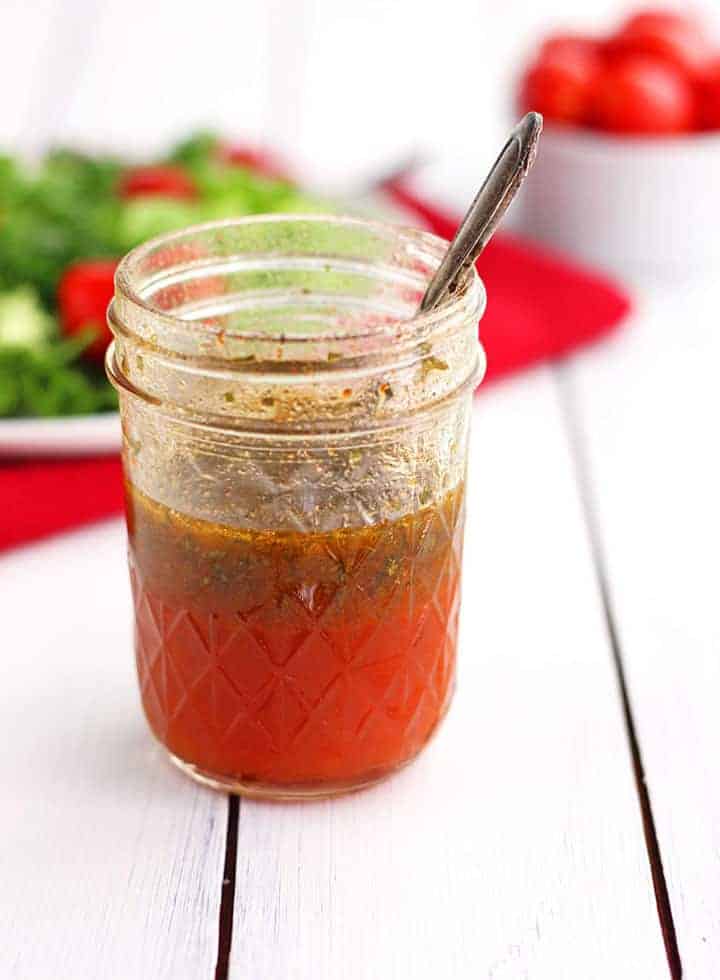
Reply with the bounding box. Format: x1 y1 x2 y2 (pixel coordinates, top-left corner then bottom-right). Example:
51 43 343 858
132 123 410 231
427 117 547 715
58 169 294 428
0 522 227 980
228 373 668 980
563 280 720 978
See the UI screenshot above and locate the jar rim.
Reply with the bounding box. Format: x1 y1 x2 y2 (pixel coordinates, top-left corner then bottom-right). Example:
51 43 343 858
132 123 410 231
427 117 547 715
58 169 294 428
113 213 485 347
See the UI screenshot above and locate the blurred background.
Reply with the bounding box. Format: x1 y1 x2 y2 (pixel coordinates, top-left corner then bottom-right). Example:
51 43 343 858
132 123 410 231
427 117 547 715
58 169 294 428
2 0 720 458
5 0 718 195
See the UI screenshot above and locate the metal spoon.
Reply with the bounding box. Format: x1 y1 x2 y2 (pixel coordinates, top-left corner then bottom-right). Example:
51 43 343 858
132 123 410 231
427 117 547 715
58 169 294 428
419 112 543 314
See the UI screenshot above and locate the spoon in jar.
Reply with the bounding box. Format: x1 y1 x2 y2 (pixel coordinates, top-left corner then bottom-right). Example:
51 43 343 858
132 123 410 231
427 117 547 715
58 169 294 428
419 112 543 314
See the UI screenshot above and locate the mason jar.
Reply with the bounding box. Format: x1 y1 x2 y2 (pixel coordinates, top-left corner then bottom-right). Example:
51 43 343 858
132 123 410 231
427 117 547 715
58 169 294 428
107 215 485 799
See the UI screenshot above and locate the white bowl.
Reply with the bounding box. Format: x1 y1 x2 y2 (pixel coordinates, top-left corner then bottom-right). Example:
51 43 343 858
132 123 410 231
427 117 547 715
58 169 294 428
514 126 720 279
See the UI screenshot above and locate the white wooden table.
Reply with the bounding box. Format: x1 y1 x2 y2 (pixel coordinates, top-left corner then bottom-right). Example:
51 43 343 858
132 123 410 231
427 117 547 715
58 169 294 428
2 0 719 975
2 272 718 979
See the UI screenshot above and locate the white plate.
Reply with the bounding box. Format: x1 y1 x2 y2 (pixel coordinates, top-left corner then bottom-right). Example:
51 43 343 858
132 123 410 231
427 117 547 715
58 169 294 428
0 413 120 457
0 192 426 458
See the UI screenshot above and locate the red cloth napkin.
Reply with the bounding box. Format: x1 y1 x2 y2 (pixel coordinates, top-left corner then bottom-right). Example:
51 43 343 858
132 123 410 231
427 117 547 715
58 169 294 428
0 456 123 552
0 187 630 554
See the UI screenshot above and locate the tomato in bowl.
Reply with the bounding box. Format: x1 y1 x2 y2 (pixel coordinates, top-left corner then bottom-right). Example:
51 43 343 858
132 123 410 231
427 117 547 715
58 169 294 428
514 8 720 276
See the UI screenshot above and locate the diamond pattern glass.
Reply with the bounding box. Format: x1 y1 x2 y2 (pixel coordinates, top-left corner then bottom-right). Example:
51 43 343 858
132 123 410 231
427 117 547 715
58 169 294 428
128 483 466 795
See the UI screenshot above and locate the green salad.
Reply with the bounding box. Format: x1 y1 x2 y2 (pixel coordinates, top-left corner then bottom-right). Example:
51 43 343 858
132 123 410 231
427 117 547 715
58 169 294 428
0 133 327 418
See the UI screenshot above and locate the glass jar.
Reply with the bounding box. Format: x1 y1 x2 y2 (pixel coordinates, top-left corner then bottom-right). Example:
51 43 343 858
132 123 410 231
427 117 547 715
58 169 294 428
108 215 485 799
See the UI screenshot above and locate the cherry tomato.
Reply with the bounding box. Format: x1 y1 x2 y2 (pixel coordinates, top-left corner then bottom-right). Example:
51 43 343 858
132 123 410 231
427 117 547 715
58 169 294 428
608 9 712 80
57 260 118 362
118 165 197 200
592 54 696 134
539 33 603 64
697 57 720 129
621 9 703 37
519 46 602 125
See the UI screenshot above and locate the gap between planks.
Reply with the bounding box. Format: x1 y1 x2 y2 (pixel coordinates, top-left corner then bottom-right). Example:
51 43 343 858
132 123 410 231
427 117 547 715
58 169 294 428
215 796 240 980
555 367 682 980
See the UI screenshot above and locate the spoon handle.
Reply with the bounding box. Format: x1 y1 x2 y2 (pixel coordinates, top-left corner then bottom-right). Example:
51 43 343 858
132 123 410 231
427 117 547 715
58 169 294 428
419 112 543 314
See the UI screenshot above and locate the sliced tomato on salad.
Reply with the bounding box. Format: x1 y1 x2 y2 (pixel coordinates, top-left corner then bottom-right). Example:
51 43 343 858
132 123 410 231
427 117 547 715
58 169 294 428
119 165 197 200
57 260 118 362
219 143 290 180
